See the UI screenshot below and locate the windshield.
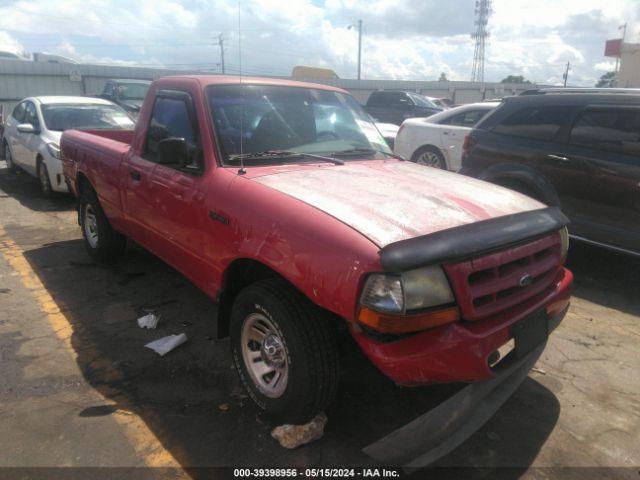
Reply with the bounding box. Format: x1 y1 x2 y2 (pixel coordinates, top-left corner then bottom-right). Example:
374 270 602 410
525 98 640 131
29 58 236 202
206 84 391 165
408 93 437 109
41 104 135 132
117 83 150 100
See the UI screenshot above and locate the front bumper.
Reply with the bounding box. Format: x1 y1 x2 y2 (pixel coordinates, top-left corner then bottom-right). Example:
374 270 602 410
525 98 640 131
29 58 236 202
352 267 572 386
363 341 547 467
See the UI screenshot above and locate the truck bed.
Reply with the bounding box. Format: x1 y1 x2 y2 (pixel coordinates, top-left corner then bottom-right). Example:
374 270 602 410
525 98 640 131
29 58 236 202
61 129 134 226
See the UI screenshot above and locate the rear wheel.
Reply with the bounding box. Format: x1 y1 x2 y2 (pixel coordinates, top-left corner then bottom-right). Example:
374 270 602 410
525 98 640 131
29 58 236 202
411 146 446 169
79 187 126 262
37 160 53 197
230 278 339 424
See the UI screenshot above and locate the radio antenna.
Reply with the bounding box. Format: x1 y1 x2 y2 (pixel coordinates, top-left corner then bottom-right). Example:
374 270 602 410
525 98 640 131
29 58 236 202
237 0 246 175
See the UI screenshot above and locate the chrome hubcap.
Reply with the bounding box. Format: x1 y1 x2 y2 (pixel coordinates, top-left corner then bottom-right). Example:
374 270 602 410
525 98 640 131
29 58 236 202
84 204 99 249
241 313 288 398
417 151 442 168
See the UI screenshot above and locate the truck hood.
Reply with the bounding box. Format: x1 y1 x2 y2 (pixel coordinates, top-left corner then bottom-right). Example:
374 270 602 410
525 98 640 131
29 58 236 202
253 161 545 248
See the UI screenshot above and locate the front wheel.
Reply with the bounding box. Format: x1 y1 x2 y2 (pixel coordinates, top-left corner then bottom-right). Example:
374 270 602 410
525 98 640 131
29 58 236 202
37 160 53 197
4 142 17 172
230 278 339 424
79 188 126 262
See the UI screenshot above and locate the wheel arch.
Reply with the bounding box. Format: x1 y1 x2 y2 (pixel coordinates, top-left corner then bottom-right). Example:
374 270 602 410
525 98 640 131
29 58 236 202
479 163 560 207
216 258 289 338
76 171 96 196
215 257 342 339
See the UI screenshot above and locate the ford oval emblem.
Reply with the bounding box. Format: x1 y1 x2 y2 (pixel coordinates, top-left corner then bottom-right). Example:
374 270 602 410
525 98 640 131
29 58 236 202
519 274 533 287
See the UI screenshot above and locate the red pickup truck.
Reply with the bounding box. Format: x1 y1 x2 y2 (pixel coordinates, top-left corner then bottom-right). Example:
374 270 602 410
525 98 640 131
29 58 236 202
61 76 572 426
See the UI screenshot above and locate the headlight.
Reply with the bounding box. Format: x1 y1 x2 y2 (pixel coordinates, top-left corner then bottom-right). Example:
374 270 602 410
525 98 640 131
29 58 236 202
360 266 455 314
360 274 404 313
403 265 455 310
559 227 569 259
47 143 61 159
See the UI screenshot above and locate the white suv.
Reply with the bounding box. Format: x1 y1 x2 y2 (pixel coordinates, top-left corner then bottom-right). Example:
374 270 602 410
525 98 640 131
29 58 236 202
3 96 134 195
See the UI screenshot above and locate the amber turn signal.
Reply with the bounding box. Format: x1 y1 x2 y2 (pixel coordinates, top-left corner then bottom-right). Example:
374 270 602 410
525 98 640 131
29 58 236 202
357 306 460 334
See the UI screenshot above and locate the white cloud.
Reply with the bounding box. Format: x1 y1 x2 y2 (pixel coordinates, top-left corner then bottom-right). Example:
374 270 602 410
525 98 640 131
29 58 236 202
0 30 28 58
595 60 616 71
0 0 636 85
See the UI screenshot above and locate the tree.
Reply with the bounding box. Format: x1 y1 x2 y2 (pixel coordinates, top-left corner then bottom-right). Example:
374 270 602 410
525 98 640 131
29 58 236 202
500 75 531 84
438 72 448 81
596 71 615 87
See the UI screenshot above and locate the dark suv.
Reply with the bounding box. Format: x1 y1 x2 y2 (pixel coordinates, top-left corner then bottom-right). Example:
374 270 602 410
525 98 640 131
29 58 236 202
364 90 442 125
460 89 640 256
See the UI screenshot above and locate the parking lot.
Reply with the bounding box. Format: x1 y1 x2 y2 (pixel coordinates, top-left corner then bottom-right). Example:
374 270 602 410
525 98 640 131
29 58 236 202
0 160 639 479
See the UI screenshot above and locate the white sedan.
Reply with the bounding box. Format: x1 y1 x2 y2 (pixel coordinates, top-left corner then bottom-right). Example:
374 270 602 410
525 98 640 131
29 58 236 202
3 96 134 195
394 102 499 171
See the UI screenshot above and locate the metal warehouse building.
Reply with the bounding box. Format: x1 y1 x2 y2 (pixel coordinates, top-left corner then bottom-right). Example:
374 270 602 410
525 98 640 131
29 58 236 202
0 58 538 116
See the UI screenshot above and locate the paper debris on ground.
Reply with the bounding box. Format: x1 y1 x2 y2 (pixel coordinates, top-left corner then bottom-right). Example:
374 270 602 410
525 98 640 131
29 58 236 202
271 412 327 449
137 312 160 329
144 333 187 356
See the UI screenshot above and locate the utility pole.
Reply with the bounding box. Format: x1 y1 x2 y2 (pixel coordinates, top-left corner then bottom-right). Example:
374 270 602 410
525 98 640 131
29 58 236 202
357 19 362 80
218 33 226 74
348 20 363 80
563 61 570 87
614 22 627 83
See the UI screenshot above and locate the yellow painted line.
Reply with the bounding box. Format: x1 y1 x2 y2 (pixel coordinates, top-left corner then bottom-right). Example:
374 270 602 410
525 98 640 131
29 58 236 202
0 226 187 474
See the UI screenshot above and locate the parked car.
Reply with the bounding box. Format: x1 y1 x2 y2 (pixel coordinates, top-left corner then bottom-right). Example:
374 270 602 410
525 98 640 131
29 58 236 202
99 79 151 119
374 122 400 149
61 76 572 427
394 102 498 170
460 89 640 257
364 90 442 126
425 96 454 110
3 96 134 195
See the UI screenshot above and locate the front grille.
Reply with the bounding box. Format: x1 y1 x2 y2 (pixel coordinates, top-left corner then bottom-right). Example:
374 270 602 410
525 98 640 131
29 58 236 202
444 233 562 321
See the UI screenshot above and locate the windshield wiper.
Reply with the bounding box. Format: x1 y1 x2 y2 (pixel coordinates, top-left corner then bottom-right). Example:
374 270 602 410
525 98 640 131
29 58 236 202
330 147 405 161
228 150 344 165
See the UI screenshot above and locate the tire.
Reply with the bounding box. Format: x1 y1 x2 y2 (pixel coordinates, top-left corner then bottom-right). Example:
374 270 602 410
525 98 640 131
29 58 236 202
37 159 53 197
411 146 446 169
79 187 126 262
230 278 339 424
4 142 17 173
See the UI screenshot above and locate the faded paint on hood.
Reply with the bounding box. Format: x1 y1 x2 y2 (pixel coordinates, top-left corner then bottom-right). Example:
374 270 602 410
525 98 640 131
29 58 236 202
253 161 545 247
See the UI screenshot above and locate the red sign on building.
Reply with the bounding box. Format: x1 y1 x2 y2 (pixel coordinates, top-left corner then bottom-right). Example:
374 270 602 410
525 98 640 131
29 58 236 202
605 39 622 57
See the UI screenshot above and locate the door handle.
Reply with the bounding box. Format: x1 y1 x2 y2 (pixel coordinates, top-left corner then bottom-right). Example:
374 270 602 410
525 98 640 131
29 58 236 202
547 154 570 162
442 131 450 135
130 169 141 181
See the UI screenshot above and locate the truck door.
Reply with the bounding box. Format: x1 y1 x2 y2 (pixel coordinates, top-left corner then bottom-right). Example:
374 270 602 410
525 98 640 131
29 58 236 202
562 105 640 252
133 89 211 286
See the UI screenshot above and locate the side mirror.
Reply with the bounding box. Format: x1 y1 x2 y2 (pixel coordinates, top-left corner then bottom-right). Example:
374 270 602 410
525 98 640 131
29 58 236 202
158 137 188 167
17 123 37 134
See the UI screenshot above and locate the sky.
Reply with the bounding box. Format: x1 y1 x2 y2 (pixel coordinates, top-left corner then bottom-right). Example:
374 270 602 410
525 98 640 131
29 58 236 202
0 0 637 86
